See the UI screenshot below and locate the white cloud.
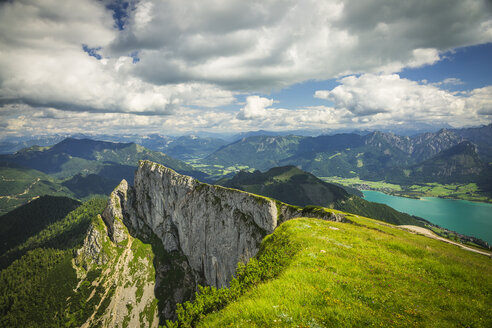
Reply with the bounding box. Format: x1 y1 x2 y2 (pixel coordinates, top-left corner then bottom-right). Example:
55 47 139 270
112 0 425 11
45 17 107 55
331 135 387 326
315 74 492 127
115 0 492 90
0 102 352 137
466 86 492 115
431 77 465 86
0 0 491 135
237 96 273 120
0 0 236 116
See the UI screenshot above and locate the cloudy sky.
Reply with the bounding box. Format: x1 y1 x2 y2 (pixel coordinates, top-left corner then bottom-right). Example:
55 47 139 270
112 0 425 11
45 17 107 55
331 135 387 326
1 0 491 137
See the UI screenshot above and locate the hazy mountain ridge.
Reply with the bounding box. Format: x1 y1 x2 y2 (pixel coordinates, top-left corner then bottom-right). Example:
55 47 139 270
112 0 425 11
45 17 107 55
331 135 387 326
205 135 304 170
204 126 490 187
0 138 207 213
0 134 227 161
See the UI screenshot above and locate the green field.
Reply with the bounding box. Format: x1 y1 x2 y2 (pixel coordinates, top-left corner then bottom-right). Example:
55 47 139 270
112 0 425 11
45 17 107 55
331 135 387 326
321 176 492 203
187 160 255 180
170 216 492 327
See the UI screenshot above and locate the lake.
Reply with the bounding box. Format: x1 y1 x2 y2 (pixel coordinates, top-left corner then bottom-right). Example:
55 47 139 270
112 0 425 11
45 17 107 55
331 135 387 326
362 190 492 244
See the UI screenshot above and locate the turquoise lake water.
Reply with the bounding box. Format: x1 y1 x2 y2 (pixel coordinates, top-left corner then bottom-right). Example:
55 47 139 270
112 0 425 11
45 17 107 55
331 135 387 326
362 190 492 244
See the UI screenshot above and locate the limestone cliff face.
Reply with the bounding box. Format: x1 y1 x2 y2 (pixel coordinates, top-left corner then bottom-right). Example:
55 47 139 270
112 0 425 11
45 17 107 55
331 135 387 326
74 215 108 268
105 160 345 289
101 182 129 244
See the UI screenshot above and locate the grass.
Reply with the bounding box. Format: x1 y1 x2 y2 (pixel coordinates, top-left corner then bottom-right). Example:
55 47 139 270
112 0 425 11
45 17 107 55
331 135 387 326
186 161 256 180
397 183 491 203
321 176 492 203
175 216 491 328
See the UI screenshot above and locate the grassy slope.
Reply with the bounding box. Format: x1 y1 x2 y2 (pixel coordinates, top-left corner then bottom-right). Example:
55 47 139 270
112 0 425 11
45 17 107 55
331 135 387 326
195 216 492 328
0 166 76 215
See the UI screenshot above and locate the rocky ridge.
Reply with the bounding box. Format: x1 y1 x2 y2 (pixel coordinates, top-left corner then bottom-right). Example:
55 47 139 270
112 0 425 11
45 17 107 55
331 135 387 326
81 160 346 323
107 160 346 289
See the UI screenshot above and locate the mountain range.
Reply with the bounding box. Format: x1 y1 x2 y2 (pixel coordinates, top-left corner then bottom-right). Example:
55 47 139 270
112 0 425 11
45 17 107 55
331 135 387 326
0 138 206 214
1 124 491 215
204 125 492 190
218 165 427 227
0 161 489 327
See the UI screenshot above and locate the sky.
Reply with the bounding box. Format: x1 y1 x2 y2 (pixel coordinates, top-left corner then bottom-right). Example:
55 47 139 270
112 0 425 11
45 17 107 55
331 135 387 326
0 0 491 137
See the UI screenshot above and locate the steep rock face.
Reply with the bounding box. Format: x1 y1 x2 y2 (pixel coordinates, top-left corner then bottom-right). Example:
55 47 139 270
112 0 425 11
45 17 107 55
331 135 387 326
109 160 345 290
74 215 108 267
127 161 279 288
411 129 463 162
101 181 129 244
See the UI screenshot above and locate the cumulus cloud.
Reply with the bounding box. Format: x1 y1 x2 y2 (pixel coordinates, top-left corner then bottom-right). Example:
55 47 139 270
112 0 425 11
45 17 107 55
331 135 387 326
315 74 492 127
0 0 235 116
237 96 273 120
466 86 492 115
116 0 492 90
0 102 352 137
0 0 491 135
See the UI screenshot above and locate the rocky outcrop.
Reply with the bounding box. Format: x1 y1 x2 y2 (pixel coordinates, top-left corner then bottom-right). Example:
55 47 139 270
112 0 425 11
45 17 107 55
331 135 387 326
74 215 108 268
96 160 346 320
103 161 346 290
101 182 129 244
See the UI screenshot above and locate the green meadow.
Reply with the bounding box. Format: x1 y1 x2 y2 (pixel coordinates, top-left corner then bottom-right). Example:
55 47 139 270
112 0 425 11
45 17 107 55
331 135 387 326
322 176 491 203
169 215 492 327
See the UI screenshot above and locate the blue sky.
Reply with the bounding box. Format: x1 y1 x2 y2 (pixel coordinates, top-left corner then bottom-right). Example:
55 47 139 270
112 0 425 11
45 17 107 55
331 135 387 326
401 43 492 91
269 43 492 109
223 42 492 127
0 0 491 136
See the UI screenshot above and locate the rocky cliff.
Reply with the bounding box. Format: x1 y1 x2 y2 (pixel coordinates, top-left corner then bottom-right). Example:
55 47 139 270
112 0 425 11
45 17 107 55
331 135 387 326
106 160 345 289
83 160 346 323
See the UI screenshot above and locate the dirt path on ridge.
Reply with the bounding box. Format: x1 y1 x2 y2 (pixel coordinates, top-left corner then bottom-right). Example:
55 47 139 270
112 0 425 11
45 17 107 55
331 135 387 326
399 225 491 257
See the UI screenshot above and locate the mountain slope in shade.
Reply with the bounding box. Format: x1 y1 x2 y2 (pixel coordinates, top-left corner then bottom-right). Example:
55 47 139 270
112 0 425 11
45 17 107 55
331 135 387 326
205 135 304 170
408 141 485 183
451 123 492 161
0 195 80 256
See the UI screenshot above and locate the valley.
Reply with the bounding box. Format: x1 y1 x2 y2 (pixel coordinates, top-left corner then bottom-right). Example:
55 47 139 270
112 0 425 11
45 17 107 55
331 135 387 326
0 161 490 327
322 176 491 203
1 125 491 327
